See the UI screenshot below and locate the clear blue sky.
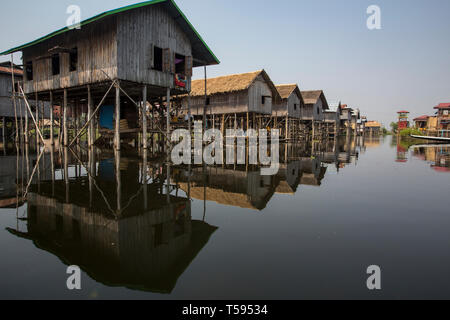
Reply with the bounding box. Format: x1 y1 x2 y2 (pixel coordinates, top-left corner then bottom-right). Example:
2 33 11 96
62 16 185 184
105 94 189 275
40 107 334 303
1 0 449 126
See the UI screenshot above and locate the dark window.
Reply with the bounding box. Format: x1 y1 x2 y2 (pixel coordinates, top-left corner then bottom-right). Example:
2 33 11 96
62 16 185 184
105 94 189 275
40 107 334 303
69 48 78 72
294 104 297 111
52 54 60 76
153 46 163 71
262 96 266 105
175 53 186 74
13 83 18 93
206 97 211 105
25 61 33 81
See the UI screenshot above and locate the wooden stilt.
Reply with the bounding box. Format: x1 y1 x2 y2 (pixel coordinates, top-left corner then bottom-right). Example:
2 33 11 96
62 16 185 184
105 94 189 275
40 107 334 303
166 87 171 148
49 91 54 145
142 85 148 149
87 85 93 147
35 92 39 146
63 89 68 146
115 83 121 151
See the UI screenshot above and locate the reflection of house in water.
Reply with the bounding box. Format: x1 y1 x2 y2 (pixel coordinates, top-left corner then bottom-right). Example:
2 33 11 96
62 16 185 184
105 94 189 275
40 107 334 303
299 157 327 187
275 161 301 195
8 154 217 293
176 166 276 211
0 149 52 208
412 145 450 173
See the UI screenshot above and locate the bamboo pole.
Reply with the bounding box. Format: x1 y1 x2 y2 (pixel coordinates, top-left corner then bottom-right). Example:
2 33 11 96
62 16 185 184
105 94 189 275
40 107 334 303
50 91 54 145
10 56 19 143
142 85 148 149
166 87 171 149
18 86 45 144
203 65 207 131
115 83 121 150
63 89 68 146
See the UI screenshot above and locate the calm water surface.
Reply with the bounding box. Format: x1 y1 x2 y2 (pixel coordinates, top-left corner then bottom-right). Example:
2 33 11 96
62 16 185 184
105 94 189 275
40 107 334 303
0 136 449 299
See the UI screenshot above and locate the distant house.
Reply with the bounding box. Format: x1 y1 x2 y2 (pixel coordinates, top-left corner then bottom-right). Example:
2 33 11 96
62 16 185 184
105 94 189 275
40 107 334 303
340 104 352 133
434 103 450 130
364 121 382 135
301 90 328 122
185 70 279 116
323 101 342 136
272 84 303 119
413 115 429 130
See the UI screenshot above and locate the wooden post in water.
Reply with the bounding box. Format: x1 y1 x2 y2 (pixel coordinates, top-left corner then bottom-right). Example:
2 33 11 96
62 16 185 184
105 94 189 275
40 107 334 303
115 83 121 151
143 148 148 210
35 92 40 146
63 89 68 146
49 91 54 145
166 87 171 149
87 85 93 147
115 150 122 214
142 85 148 149
203 65 207 132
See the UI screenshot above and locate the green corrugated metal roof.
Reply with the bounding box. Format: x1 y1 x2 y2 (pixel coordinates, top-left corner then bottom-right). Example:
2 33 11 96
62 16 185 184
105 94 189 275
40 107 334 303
0 0 219 65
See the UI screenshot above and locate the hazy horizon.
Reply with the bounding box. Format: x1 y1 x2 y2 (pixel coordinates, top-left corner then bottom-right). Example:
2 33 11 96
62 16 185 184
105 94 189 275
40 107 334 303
1 0 449 127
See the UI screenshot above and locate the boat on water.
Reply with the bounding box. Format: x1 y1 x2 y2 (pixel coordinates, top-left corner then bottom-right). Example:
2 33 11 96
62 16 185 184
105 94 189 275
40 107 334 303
410 135 450 142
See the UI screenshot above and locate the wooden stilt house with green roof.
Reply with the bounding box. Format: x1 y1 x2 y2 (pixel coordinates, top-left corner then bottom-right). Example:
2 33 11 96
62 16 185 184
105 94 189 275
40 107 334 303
1 0 219 150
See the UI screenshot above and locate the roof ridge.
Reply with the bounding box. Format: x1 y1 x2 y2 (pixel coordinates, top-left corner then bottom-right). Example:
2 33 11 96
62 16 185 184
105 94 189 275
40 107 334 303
191 70 263 82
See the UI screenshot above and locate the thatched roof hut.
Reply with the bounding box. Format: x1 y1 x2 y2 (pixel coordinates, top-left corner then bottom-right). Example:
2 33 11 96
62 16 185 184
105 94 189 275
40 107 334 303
300 90 329 121
183 70 281 116
272 84 304 118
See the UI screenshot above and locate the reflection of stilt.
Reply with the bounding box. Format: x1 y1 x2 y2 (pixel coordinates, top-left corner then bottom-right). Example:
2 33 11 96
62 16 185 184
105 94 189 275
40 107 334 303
115 150 122 213
143 148 148 210
64 147 69 203
51 145 55 197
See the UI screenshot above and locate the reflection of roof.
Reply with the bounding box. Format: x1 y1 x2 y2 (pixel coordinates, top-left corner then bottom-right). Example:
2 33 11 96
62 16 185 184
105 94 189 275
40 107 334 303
275 181 295 195
180 183 272 211
431 166 450 172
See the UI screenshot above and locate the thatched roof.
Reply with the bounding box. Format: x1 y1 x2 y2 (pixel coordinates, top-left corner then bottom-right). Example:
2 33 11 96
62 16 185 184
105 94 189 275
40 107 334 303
301 90 329 110
275 84 304 104
365 121 381 128
190 70 281 100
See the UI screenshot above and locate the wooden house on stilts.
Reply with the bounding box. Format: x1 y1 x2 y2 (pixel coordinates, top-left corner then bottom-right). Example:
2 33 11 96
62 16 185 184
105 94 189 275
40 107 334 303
1 0 219 150
323 101 342 137
181 70 281 133
272 84 304 141
301 90 329 140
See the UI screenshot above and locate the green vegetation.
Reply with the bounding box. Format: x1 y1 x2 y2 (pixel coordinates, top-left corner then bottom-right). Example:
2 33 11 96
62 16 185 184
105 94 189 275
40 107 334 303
390 122 398 134
398 128 424 137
